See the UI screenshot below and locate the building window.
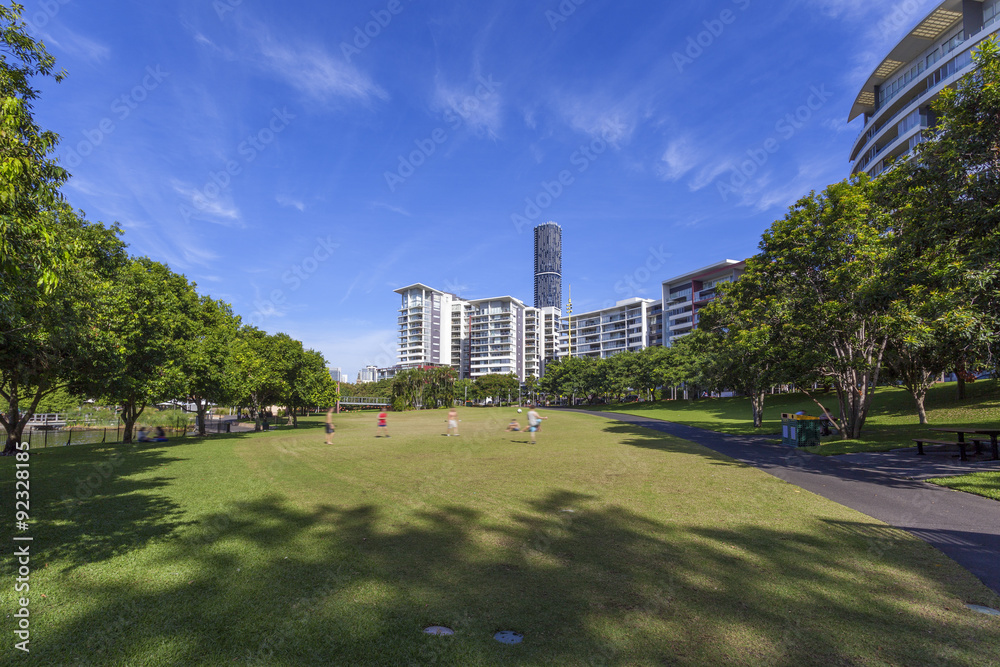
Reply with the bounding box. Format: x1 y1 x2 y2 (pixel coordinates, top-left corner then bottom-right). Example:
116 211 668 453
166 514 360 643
986 0 1000 27
942 32 964 56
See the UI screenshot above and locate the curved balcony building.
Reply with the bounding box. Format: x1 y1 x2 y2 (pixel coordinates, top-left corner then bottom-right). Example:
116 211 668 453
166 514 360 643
849 0 999 177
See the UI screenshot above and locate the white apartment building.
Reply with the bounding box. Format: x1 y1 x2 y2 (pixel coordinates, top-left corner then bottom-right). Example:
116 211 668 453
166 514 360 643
563 297 661 359
849 0 1000 177
467 296 527 381
395 284 456 369
395 284 568 382
661 260 746 346
525 306 563 379
356 365 379 383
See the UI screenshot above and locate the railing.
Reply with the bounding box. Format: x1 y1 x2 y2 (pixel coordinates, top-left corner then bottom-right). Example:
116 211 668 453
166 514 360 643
339 396 390 406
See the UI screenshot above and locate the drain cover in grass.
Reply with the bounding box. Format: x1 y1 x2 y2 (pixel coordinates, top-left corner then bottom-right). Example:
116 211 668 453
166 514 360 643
966 605 1000 616
494 631 523 645
423 626 454 635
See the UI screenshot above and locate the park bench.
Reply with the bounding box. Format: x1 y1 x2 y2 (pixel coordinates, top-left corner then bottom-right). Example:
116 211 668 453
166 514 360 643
912 437 987 462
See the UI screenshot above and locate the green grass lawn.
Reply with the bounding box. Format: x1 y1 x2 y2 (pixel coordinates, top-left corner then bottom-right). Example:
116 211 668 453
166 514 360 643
927 472 1000 501
588 380 1000 455
2 408 999 665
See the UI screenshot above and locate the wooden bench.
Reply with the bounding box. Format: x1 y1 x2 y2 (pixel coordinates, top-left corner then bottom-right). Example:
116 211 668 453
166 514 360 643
913 438 987 462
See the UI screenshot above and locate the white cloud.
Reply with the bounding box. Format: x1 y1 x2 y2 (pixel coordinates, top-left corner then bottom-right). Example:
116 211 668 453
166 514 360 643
44 27 110 63
558 97 636 147
657 138 697 182
277 195 306 211
688 160 734 192
243 21 387 105
171 181 243 227
371 201 411 217
432 74 503 138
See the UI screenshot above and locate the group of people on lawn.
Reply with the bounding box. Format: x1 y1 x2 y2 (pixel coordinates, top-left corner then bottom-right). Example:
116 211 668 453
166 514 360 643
323 405 547 443
136 426 168 442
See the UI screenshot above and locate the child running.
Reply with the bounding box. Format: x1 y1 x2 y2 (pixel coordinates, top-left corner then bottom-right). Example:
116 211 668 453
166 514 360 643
325 407 335 444
526 405 546 444
375 408 390 437
447 408 459 436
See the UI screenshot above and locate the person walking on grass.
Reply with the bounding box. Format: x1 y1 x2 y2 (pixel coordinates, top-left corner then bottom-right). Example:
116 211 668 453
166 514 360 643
526 405 546 444
325 407 335 445
447 407 460 436
375 408 390 437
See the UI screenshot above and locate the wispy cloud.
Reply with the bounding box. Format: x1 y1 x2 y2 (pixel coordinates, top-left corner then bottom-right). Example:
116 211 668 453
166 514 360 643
171 181 243 227
432 73 503 138
43 27 111 63
688 160 734 192
248 23 388 105
657 138 698 182
552 91 650 148
277 195 306 211
371 201 410 216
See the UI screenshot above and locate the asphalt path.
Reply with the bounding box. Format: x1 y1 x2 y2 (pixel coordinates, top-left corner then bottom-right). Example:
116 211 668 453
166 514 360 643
563 409 1000 596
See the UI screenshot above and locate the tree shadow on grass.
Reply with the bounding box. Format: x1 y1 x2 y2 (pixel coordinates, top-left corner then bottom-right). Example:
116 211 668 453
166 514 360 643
25 486 1000 665
6 443 193 572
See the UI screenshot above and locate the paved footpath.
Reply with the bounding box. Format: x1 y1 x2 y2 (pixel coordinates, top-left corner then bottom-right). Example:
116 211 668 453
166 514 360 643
565 409 1000 596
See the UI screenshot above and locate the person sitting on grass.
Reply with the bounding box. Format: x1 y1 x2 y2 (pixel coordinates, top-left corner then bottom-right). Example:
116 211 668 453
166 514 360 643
152 426 168 442
506 419 521 432
137 426 150 443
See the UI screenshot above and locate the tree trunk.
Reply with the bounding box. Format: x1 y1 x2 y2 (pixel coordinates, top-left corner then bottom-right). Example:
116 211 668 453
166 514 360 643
914 390 928 425
194 397 208 436
751 390 765 428
956 357 968 400
1 386 22 456
2 385 50 456
121 401 144 444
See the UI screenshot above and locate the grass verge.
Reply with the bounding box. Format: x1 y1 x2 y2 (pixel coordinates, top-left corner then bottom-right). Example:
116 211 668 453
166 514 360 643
1 408 998 665
927 472 1000 501
587 380 1000 455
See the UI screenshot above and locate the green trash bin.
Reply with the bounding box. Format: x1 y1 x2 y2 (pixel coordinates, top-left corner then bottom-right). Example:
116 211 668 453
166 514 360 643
795 416 821 447
780 413 796 447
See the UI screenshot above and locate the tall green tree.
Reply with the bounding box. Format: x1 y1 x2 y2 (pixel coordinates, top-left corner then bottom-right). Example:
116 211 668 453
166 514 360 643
230 327 287 431
473 372 519 406
78 258 196 444
1 206 125 454
751 178 894 439
181 296 239 436
876 38 1000 402
698 272 791 428
0 3 69 290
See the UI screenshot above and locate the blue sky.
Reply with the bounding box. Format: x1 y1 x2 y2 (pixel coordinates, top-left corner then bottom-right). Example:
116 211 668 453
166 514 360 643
23 0 939 379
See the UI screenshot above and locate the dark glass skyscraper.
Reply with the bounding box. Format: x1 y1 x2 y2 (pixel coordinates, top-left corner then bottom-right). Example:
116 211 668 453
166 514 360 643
534 222 562 308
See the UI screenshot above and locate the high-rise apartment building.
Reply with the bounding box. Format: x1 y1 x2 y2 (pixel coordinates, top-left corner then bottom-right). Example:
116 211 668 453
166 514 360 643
661 260 745 346
563 298 661 359
395 284 457 369
525 305 564 378
849 0 999 177
395 283 565 382
467 296 527 381
356 366 379 383
534 222 562 309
